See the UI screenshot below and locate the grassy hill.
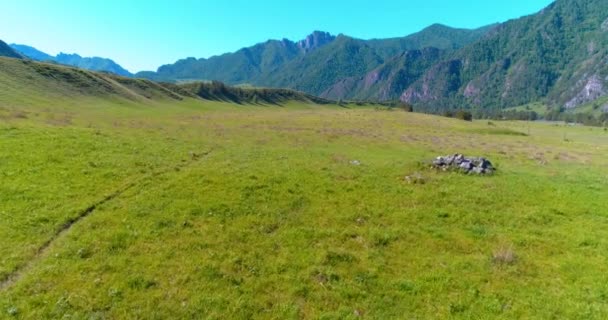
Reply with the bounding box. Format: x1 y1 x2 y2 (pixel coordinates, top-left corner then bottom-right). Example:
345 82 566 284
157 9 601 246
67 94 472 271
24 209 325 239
0 57 328 107
1 56 608 318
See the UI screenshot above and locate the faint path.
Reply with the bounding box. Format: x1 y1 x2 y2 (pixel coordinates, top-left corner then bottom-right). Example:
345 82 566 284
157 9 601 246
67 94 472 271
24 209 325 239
0 149 214 291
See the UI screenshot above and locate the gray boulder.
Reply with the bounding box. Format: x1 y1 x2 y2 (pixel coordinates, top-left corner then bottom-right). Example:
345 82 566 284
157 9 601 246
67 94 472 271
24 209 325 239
431 154 495 175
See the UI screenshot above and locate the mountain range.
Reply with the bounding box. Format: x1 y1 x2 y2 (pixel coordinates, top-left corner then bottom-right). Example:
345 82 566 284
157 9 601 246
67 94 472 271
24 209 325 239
135 24 493 94
9 44 132 77
401 0 608 111
134 0 608 112
3 0 608 113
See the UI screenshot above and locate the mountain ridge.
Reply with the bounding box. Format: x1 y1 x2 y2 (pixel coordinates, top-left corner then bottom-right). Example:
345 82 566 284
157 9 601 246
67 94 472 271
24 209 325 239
400 0 608 111
10 44 133 77
135 24 492 91
0 40 22 59
135 0 608 111
321 47 446 101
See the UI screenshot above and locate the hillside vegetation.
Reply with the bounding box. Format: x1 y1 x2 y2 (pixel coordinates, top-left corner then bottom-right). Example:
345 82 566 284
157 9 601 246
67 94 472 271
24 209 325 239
135 24 491 93
322 47 445 101
1 56 608 319
403 0 608 111
0 57 327 107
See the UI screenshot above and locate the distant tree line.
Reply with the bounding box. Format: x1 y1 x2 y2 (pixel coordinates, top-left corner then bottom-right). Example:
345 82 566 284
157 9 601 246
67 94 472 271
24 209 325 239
428 106 607 127
545 109 608 127
442 110 473 121
473 109 539 121
434 109 535 122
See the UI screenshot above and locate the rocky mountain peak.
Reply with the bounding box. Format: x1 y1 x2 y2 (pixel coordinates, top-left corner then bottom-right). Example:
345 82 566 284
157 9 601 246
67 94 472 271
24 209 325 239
297 31 336 52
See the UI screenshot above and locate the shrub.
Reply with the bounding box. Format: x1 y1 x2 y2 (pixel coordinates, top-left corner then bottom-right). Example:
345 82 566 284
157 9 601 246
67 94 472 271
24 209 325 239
455 110 473 121
398 102 414 112
404 172 426 184
492 246 517 265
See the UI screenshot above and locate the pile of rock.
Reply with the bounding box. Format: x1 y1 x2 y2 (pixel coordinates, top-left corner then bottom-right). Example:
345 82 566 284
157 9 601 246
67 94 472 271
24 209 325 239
432 154 495 175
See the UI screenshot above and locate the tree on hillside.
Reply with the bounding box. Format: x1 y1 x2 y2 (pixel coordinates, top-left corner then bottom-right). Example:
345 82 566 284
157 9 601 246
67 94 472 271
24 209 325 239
398 102 414 112
455 110 473 121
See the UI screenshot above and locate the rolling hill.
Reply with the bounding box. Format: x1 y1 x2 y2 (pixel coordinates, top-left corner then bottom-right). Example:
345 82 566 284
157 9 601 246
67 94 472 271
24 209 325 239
0 56 329 107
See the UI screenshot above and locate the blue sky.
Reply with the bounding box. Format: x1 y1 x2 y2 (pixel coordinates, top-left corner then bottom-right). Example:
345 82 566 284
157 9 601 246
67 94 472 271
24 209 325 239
1 0 554 73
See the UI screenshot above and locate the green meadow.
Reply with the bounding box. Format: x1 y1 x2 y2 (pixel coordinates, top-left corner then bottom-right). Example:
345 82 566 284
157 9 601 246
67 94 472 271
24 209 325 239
1 58 608 319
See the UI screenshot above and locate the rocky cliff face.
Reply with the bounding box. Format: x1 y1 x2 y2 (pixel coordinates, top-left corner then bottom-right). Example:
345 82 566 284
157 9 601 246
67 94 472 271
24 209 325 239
565 75 606 109
297 31 336 52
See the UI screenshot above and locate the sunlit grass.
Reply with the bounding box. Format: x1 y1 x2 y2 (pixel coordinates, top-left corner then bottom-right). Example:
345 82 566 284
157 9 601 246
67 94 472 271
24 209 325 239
1 88 608 318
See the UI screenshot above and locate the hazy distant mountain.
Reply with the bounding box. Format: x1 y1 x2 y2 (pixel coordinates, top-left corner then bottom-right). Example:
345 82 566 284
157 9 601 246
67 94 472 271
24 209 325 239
10 44 53 61
135 24 492 93
0 40 22 59
53 53 132 77
10 44 132 77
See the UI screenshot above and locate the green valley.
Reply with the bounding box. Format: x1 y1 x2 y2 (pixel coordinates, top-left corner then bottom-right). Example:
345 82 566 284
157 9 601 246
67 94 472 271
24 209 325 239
2 0 608 318
1 57 608 318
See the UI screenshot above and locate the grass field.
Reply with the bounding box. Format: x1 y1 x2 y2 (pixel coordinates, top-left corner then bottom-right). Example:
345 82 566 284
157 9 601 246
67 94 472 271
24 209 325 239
1 58 608 318
505 102 548 114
